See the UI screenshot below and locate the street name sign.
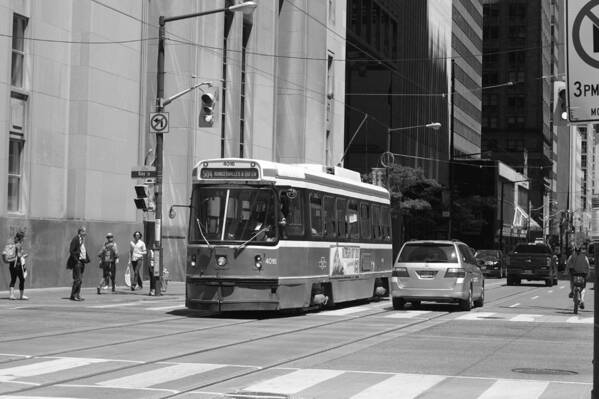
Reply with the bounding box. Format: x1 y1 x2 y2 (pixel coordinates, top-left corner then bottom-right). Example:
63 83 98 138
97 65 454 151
149 112 169 133
566 0 599 122
131 166 157 179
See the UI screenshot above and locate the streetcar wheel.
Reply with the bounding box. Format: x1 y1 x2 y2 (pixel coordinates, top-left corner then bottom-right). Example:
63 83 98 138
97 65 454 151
392 297 405 310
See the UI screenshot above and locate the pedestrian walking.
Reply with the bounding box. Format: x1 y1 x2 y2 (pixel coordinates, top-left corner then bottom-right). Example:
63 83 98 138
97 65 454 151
66 226 90 301
2 230 28 300
129 231 146 291
97 232 119 294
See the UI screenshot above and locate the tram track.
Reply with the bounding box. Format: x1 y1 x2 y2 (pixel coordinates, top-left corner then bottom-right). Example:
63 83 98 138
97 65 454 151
2 282 554 397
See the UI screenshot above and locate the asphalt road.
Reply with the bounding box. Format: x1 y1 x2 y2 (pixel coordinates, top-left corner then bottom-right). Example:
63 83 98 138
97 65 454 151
0 277 593 399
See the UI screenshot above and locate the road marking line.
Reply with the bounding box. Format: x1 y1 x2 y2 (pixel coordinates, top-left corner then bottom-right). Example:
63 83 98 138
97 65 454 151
97 363 226 389
58 383 179 393
531 296 539 300
385 310 432 319
510 314 543 322
0 396 82 399
349 373 444 399
0 357 106 382
243 369 344 394
478 379 548 399
548 290 553 293
509 303 520 308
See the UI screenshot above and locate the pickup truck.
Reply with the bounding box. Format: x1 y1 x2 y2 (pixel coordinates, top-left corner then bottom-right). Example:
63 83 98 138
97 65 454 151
506 243 558 286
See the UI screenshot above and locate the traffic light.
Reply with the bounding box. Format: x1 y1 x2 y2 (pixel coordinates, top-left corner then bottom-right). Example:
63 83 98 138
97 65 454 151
553 81 568 124
199 89 218 127
134 184 151 211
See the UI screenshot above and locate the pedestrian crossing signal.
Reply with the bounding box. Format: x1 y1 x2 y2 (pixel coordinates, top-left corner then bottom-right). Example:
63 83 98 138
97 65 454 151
134 184 153 211
553 81 568 124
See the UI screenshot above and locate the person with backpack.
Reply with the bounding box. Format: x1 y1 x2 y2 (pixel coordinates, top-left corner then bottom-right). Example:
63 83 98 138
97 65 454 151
96 232 119 294
2 230 27 300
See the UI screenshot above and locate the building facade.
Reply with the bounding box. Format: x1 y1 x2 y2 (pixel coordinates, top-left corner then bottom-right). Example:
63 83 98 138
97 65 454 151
481 0 558 226
343 0 453 184
1 0 346 288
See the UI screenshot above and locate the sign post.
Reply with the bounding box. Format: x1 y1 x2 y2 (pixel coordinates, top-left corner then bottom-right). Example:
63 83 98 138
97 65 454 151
566 0 599 122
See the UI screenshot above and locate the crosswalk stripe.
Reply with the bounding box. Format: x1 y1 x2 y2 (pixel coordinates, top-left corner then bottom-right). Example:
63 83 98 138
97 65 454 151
97 363 225 389
0 396 81 399
478 379 549 399
316 306 372 316
455 312 496 321
384 310 432 319
242 369 344 394
510 314 543 322
567 316 593 324
349 373 445 399
0 357 106 382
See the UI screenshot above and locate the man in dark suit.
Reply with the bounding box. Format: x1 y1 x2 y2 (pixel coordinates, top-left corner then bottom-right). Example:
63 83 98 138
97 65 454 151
67 226 90 301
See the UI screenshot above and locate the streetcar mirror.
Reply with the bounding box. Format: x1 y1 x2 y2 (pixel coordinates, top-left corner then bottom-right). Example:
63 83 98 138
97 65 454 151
286 188 297 199
168 206 176 219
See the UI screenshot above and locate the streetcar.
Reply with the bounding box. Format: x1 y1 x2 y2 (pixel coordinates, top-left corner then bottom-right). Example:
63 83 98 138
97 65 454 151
176 158 393 312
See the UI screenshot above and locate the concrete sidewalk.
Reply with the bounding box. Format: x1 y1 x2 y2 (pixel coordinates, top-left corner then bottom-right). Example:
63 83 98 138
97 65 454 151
0 280 185 305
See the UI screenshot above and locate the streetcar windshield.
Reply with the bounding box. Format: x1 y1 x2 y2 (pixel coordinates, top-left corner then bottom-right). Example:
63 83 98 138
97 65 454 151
190 187 278 243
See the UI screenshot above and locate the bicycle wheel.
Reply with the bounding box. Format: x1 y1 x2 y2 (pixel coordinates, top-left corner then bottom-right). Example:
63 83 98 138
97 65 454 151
573 288 580 314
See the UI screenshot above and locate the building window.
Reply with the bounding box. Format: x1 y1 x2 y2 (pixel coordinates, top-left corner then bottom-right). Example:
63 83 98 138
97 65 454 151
11 14 28 88
8 91 28 212
328 0 335 25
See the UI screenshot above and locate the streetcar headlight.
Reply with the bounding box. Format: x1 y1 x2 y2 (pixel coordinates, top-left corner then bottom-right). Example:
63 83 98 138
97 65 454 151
255 254 263 270
216 255 227 267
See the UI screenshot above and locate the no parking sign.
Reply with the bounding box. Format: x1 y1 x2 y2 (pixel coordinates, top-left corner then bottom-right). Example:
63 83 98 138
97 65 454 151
566 0 599 122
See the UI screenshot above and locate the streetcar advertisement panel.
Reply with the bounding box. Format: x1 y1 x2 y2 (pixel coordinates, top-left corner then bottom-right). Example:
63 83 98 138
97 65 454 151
330 245 360 276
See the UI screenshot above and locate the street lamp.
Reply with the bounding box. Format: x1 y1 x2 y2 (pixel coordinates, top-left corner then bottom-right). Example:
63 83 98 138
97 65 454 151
153 1 257 295
384 122 441 189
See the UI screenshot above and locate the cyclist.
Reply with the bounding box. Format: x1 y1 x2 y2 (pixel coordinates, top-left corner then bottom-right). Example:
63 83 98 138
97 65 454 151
566 246 590 309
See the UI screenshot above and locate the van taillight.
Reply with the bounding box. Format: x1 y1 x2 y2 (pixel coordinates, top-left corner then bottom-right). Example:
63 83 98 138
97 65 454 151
392 267 409 277
445 268 465 278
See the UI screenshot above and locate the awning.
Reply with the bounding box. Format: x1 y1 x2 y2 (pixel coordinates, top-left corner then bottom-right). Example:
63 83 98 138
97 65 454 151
513 206 542 231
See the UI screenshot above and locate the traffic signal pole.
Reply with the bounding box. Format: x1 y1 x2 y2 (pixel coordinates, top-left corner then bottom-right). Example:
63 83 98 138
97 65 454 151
154 16 166 294
153 3 257 295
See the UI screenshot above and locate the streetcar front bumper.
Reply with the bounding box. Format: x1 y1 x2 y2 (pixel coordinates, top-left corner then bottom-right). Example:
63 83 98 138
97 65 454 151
185 276 310 312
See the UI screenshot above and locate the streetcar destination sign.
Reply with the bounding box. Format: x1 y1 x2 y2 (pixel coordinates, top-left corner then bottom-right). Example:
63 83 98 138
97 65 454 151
566 0 599 122
200 168 259 180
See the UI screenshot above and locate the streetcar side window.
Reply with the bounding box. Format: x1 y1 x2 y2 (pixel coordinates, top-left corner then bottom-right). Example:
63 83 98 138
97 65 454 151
381 206 391 242
347 199 359 240
324 196 336 239
309 192 323 237
372 205 381 240
336 198 347 239
280 189 305 239
360 203 371 240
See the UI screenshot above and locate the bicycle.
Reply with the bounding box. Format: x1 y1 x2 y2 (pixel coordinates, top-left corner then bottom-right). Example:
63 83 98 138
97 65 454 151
572 273 586 314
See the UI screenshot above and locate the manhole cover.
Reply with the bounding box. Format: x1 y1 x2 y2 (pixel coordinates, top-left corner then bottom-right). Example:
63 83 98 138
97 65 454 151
512 368 578 376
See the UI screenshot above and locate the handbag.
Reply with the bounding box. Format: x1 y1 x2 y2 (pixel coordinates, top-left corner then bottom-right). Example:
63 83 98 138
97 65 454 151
124 261 131 288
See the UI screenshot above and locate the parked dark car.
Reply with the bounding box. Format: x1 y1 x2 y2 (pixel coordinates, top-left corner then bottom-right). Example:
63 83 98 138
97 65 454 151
474 249 505 278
